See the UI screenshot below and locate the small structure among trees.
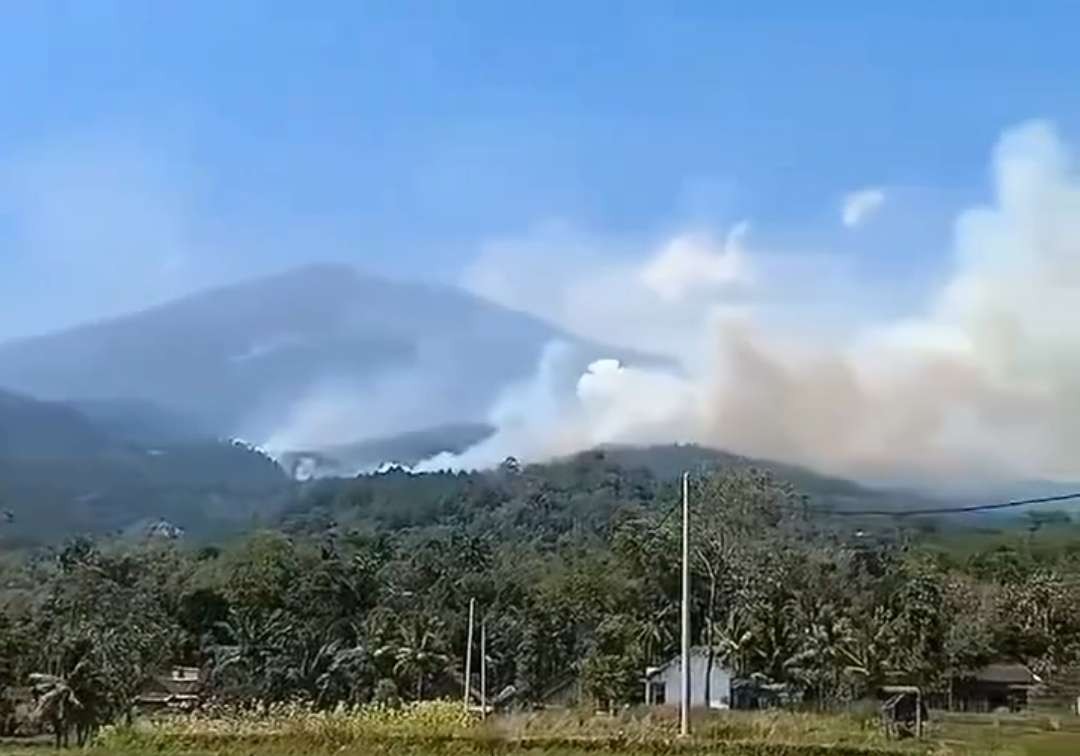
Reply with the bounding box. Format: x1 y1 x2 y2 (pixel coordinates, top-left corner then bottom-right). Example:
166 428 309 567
948 664 1043 713
643 647 734 709
879 685 925 740
135 666 204 712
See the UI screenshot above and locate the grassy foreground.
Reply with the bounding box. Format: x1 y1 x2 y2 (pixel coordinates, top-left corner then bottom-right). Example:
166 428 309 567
4 702 1080 755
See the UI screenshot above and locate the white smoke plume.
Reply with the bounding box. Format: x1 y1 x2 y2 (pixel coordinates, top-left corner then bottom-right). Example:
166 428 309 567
425 120 1080 483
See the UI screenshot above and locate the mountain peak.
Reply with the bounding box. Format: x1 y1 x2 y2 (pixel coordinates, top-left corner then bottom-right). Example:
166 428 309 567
0 266 627 448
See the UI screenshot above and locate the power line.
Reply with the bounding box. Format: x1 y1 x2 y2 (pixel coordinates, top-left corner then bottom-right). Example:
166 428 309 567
655 499 683 529
805 491 1080 518
645 484 1080 524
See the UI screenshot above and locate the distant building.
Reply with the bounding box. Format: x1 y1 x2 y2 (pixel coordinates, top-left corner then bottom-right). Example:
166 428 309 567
136 666 204 711
644 648 733 709
949 663 1043 712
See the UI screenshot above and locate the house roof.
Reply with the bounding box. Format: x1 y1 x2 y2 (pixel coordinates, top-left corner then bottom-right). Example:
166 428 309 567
970 663 1042 685
644 647 729 679
137 668 205 702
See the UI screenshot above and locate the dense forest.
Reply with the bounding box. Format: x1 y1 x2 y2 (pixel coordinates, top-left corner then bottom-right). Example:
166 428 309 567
2 448 1080 742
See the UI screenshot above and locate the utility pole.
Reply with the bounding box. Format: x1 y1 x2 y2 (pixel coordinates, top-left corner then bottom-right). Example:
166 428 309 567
464 597 475 712
680 471 691 737
480 616 487 719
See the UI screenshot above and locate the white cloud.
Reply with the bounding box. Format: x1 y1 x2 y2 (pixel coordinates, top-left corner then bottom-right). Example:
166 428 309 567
841 187 886 228
463 224 757 361
640 225 751 301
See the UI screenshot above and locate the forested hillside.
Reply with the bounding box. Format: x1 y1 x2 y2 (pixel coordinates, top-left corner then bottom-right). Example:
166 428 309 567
3 449 1079 740
0 442 291 544
0 390 112 458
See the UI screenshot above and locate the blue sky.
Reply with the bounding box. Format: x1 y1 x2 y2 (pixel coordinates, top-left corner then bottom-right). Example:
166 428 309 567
3 2 1080 339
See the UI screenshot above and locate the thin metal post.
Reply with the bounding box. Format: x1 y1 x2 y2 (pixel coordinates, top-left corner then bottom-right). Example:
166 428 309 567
464 598 475 711
680 471 691 737
480 617 487 719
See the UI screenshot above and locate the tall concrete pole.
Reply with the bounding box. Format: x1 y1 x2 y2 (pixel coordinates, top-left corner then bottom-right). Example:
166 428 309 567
680 471 691 737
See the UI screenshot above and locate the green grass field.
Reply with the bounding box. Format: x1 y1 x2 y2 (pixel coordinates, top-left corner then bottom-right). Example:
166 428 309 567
4 705 1080 755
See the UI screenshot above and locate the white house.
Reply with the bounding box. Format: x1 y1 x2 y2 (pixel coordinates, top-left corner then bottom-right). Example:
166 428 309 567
644 647 732 709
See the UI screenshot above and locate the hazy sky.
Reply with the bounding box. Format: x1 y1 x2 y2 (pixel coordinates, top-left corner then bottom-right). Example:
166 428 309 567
3 2 1080 341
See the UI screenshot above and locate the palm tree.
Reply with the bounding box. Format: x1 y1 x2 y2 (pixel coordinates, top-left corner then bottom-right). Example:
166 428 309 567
31 632 112 749
30 672 79 748
208 608 293 698
713 604 754 678
272 635 371 706
30 659 105 748
377 616 449 700
636 604 675 666
841 607 896 695
794 603 855 707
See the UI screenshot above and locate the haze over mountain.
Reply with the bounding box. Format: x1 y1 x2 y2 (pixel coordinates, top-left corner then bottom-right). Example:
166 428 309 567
0 264 646 461
0 389 112 458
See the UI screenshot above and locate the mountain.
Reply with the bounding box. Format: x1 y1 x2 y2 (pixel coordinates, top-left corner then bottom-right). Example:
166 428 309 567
278 442 949 538
0 389 291 544
0 440 291 545
590 443 940 514
0 389 112 458
0 264 640 449
65 398 212 445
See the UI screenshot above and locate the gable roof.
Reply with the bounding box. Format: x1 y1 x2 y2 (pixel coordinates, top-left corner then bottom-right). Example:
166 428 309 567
970 663 1042 685
645 647 731 679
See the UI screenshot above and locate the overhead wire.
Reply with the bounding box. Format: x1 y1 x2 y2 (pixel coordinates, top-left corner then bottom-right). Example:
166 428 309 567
802 491 1080 518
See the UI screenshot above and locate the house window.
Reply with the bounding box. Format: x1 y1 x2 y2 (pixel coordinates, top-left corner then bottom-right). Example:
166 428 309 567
649 682 666 705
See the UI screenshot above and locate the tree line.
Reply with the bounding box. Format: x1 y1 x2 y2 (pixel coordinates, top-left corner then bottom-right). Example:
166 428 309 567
1 453 1079 744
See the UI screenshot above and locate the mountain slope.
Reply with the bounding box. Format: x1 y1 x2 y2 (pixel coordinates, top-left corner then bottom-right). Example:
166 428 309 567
279 442 947 538
0 389 292 544
0 264 638 447
65 398 212 444
0 389 112 458
0 441 291 544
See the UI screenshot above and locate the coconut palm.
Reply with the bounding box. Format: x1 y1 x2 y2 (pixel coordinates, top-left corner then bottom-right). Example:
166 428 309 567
636 604 675 666
841 606 897 694
268 634 371 706
30 672 79 748
207 608 293 698
713 604 754 678
377 615 449 700
30 658 106 748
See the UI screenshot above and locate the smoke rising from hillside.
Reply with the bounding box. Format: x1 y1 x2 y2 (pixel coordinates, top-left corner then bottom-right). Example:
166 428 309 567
425 121 1080 482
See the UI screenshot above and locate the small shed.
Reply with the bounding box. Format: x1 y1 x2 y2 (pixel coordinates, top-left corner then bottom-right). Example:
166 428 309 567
731 678 800 710
136 666 204 711
880 685 926 740
950 663 1042 713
